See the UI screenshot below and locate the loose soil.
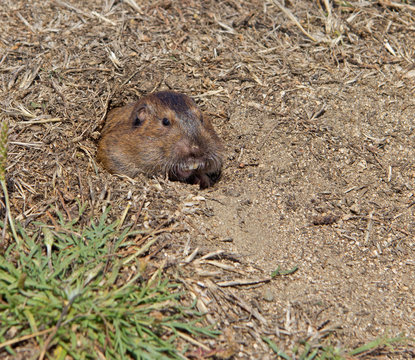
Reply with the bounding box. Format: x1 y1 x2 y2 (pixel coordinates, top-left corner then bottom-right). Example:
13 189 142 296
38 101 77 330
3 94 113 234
1 0 415 358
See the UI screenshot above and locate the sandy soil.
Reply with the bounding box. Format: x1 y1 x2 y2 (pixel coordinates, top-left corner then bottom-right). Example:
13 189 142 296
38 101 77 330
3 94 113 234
1 0 415 358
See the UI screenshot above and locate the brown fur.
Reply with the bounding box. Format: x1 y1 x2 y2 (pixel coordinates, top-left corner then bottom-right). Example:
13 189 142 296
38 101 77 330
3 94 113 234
97 91 224 188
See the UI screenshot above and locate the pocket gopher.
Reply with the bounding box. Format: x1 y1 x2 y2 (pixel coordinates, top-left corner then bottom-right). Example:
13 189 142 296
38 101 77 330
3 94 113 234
97 91 224 189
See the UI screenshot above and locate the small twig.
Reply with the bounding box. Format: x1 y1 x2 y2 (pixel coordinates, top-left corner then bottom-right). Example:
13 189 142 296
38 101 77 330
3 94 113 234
231 292 268 325
214 16 236 34
272 0 318 42
9 141 43 148
0 328 53 350
117 201 131 230
17 118 62 125
62 67 112 74
362 133 387 144
122 223 179 265
192 89 225 99
183 247 199 264
384 39 396 56
38 294 80 360
55 0 93 18
56 189 72 222
378 0 415 12
217 277 271 287
365 210 374 244
175 330 210 351
91 11 117 25
309 104 327 121
199 249 225 260
124 195 147 234
121 69 141 87
198 260 245 274
123 0 144 14
344 186 357 193
387 165 392 182
16 12 36 33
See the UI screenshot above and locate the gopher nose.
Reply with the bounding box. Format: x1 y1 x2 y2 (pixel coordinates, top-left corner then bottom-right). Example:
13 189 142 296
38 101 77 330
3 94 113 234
176 140 202 157
190 144 201 156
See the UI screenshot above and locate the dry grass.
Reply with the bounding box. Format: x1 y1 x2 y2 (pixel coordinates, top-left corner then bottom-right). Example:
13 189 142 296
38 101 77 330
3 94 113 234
1 0 415 358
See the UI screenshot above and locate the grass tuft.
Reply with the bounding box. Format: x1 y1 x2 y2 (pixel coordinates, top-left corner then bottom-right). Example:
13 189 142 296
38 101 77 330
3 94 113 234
0 206 218 359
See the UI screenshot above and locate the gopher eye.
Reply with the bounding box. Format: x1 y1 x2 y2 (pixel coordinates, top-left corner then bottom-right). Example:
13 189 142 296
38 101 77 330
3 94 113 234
133 114 142 127
162 117 170 126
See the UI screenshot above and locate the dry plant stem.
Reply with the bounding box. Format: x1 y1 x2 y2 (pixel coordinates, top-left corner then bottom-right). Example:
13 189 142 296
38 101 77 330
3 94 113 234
122 236 159 265
123 0 143 14
117 201 131 230
0 328 53 350
38 294 80 360
378 0 415 12
175 329 210 351
272 0 318 42
1 209 6 240
1 0 415 357
365 210 374 244
217 277 271 287
17 118 62 125
1 180 20 245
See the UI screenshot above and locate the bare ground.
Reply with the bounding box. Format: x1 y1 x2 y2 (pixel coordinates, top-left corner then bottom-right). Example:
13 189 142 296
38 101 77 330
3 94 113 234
1 0 415 358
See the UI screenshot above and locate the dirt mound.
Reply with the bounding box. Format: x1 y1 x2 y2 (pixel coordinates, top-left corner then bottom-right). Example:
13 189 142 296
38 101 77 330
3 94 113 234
1 0 414 357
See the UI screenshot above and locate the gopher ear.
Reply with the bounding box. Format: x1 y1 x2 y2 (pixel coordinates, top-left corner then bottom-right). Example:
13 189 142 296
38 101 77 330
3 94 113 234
133 104 148 127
